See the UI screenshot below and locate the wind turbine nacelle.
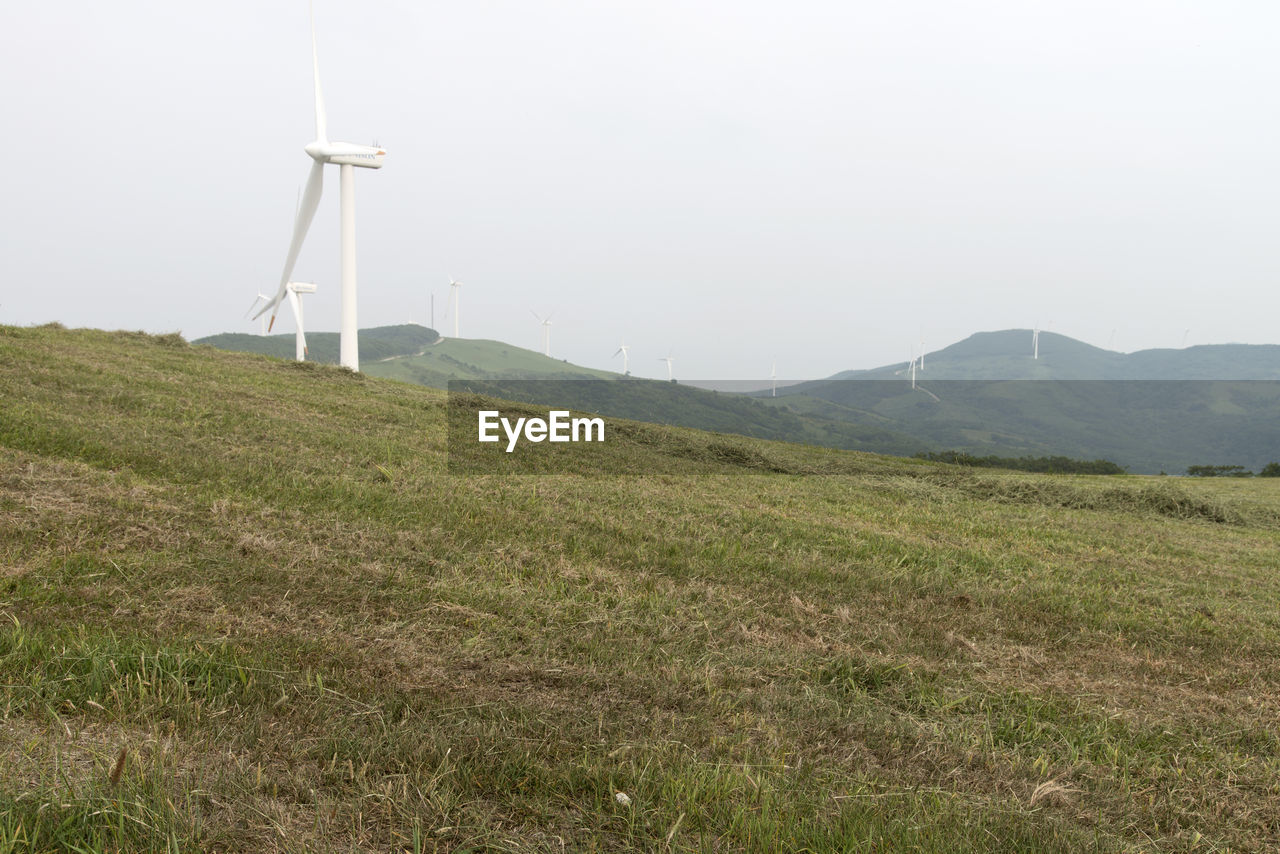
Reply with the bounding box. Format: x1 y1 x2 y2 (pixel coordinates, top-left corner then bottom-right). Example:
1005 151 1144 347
304 141 386 168
288 282 318 294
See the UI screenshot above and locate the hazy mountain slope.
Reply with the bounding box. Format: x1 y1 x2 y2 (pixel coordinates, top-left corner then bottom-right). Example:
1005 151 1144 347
769 330 1280 472
828 329 1280 381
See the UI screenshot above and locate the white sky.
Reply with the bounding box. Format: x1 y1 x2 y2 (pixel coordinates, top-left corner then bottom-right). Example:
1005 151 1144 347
2 1 1277 380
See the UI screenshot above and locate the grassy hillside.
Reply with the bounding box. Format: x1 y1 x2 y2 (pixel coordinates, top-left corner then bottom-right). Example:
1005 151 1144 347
4 323 1280 851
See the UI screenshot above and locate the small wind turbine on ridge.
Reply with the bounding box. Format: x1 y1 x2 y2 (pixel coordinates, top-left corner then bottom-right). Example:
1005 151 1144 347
448 278 462 338
613 343 630 375
770 361 777 397
659 352 675 382
531 311 554 356
286 282 317 361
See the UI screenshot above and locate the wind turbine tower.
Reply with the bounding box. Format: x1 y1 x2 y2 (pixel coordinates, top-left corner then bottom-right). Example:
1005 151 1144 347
254 2 386 373
613 343 630 375
1032 327 1040 360
771 361 777 397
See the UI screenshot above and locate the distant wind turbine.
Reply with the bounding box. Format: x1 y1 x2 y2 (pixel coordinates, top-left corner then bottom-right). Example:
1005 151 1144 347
613 343 630 375
253 1 386 372
286 282 317 361
1032 327 1040 360
447 278 462 338
1182 328 1191 348
245 292 272 335
658 353 675 381
770 361 777 397
531 311 554 356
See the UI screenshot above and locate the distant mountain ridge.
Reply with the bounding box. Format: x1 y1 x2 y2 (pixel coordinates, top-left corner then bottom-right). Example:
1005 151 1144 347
765 330 1280 473
832 330 1280 381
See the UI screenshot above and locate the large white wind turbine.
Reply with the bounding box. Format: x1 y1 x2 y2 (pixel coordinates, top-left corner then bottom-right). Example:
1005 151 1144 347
286 282 317 361
254 2 385 372
613 343 630 375
1032 327 1040 360
531 311 554 356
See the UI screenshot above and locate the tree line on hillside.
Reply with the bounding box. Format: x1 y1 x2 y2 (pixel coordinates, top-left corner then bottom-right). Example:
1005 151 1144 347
1186 463 1280 478
914 451 1126 475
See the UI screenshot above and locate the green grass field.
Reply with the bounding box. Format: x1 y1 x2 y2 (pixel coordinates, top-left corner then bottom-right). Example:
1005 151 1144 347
3 324 1280 852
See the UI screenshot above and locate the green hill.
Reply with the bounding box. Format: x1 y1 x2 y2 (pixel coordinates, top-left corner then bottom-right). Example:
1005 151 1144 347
195 323 440 365
197 326 931 458
830 329 1280 380
195 325 614 385
4 322 1280 851
366 336 617 385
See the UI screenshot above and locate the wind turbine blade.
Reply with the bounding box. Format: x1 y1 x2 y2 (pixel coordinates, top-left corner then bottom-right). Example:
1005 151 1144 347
530 310 542 322
256 160 324 322
612 348 622 357
244 295 266 319
310 1 327 142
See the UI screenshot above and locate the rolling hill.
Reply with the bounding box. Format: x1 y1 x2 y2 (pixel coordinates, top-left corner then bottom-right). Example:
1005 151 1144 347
764 330 1280 473
195 324 441 366
196 325 932 458
196 325 1280 473
829 329 1280 380
5 322 1280 851
195 325 614 385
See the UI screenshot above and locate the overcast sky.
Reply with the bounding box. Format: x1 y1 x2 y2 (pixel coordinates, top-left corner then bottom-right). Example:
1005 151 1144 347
3 1 1277 380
